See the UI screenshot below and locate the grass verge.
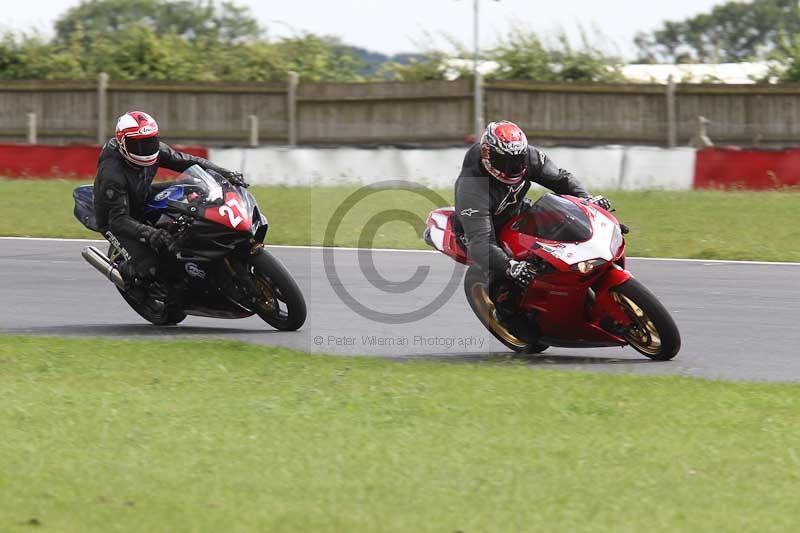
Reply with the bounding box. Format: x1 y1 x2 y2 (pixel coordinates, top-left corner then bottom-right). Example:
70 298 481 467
1 335 800 532
2 179 799 261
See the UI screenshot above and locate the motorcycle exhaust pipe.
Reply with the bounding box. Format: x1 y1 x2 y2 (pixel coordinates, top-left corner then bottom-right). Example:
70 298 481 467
81 246 126 290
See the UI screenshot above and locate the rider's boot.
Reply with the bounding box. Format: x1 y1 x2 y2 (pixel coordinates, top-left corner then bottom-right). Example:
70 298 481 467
492 281 539 344
118 260 167 316
145 281 169 316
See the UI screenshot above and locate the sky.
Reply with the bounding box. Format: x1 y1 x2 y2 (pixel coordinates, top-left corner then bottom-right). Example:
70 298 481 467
1 0 728 58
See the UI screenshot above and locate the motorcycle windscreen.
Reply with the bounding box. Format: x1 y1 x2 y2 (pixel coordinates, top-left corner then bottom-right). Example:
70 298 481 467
173 165 224 204
517 194 593 242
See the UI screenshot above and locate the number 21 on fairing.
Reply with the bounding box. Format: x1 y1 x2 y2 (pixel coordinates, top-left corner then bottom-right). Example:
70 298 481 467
219 198 245 228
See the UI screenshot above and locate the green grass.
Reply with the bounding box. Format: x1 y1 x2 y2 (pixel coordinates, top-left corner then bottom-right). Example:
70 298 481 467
1 336 800 532
2 179 799 261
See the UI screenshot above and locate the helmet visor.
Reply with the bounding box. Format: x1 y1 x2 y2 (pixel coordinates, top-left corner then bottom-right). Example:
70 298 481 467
489 150 527 178
126 136 160 157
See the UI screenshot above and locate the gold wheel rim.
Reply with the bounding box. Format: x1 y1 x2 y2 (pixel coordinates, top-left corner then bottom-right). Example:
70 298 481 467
614 293 662 356
470 282 528 349
254 277 278 314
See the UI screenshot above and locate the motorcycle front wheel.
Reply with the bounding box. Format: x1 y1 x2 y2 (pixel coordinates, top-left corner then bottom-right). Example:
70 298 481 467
610 278 681 361
249 249 307 331
463 265 548 354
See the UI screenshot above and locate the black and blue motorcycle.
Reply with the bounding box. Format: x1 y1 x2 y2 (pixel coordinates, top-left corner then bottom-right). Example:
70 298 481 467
73 165 306 330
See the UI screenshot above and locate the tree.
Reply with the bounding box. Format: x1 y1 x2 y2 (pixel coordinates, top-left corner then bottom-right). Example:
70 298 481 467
634 0 800 63
342 46 426 78
376 33 462 81
54 0 262 46
84 27 205 80
378 28 623 83
488 29 624 83
0 32 83 80
272 35 364 82
378 51 454 81
768 33 800 82
0 0 622 83
0 0 364 82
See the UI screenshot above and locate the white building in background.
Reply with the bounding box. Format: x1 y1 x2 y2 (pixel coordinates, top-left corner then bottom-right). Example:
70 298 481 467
445 59 782 84
621 62 781 84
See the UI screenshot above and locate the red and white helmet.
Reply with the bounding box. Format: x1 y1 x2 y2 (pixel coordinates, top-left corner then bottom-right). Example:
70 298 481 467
115 111 160 166
480 120 529 184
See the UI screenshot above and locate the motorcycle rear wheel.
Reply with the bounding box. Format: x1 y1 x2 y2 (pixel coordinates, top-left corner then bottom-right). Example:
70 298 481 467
610 278 681 361
108 245 186 326
249 249 307 331
464 265 548 354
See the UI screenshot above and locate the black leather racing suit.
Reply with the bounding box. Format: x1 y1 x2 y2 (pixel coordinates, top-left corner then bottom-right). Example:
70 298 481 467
93 138 237 280
454 143 591 276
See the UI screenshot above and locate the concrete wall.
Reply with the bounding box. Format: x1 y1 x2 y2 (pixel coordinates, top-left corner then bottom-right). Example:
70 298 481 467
209 146 697 190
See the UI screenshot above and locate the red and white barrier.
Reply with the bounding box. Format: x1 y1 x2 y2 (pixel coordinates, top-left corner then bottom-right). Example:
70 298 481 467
694 147 800 189
0 143 208 180
211 145 800 190
0 144 102 179
3 143 800 190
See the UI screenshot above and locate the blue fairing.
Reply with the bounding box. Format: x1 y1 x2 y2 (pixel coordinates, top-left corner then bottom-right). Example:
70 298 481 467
145 186 187 212
73 184 100 232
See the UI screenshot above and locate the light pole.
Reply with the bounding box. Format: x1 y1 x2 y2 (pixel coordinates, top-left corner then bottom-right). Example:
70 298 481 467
473 0 483 141
470 0 499 141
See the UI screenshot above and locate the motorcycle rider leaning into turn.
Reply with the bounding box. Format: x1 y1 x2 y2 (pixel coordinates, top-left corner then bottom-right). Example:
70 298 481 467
93 110 247 314
454 120 612 338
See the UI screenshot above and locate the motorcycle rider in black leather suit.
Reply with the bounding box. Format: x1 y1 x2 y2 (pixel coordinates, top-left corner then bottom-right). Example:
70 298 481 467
93 111 247 313
454 120 612 339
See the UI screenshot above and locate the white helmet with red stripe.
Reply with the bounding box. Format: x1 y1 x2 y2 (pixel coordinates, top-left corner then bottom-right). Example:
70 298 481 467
115 111 160 166
480 120 529 184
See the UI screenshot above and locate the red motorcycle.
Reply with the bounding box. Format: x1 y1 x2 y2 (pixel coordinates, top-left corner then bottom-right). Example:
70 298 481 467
424 194 681 360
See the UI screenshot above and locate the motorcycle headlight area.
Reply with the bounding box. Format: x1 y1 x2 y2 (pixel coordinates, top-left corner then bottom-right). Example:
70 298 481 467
570 258 607 274
610 224 624 256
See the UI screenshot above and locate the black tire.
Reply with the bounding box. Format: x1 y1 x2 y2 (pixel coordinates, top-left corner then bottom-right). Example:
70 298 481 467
610 278 681 361
108 245 186 326
463 265 548 354
249 249 307 331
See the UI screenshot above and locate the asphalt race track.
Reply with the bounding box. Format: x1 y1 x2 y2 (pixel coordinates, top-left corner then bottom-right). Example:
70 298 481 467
2 237 799 382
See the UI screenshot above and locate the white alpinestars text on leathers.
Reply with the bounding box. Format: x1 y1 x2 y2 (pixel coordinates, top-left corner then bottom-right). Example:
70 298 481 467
454 143 591 276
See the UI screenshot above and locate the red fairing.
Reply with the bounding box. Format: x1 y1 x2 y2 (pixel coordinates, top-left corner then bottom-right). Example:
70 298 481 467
498 216 572 270
203 192 252 231
425 207 470 264
590 267 633 326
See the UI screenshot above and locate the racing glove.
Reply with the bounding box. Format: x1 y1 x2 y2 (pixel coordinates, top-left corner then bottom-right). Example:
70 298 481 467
588 195 613 211
506 259 536 289
141 227 175 253
224 171 249 188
